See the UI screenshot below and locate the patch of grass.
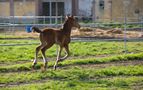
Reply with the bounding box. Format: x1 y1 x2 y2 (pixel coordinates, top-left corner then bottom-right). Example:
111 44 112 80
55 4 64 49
0 33 38 39
0 65 143 84
0 52 143 72
0 41 143 63
0 40 39 44
1 76 142 90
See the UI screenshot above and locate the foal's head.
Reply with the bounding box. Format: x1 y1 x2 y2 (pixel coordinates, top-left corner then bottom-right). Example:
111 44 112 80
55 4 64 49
65 15 80 29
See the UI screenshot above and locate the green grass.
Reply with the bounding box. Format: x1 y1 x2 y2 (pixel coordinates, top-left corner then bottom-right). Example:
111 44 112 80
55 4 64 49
1 76 142 90
0 65 143 90
0 41 143 63
0 40 39 44
0 52 143 72
0 40 143 90
1 65 143 84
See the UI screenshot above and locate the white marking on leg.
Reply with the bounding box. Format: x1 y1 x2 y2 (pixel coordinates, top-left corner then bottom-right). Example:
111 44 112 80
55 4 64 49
54 46 62 70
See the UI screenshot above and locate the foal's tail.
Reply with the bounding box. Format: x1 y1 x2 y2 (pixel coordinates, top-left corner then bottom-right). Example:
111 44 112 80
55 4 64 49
31 27 42 33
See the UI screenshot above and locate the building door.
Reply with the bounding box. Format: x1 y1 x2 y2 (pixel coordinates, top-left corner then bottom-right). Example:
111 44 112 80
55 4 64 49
42 2 64 16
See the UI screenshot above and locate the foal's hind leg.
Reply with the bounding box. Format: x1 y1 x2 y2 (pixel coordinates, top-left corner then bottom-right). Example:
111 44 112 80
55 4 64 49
41 43 54 71
41 47 47 71
32 43 46 70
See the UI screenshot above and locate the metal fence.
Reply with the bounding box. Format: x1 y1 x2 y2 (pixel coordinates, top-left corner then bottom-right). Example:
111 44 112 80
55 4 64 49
0 16 143 54
0 16 143 30
0 16 143 38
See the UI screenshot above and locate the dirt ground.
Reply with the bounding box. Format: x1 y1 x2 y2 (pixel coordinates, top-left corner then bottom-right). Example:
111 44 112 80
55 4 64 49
72 28 143 38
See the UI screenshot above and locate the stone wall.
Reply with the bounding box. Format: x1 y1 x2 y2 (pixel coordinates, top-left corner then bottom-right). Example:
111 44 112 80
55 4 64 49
0 0 143 22
0 0 36 16
111 0 143 21
92 0 143 21
14 0 36 16
0 1 10 16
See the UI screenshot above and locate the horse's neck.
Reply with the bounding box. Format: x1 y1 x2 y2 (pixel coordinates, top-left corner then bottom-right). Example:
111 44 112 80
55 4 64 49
62 22 72 36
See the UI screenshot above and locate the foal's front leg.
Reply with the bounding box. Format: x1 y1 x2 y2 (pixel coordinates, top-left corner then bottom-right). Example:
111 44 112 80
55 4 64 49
53 46 63 70
59 45 70 61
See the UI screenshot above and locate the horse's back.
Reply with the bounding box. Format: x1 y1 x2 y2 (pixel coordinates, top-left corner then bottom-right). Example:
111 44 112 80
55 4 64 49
41 28 62 43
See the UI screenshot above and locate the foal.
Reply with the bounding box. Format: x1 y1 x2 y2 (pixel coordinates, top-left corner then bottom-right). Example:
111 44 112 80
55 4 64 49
32 16 80 70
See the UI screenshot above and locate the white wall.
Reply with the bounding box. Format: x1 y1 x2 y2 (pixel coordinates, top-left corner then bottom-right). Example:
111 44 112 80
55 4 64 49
78 0 93 16
64 0 72 15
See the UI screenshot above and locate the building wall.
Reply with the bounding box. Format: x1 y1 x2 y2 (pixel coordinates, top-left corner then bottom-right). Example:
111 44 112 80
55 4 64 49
111 0 124 20
65 0 72 15
78 0 93 16
133 0 143 18
14 0 35 16
0 0 36 16
0 1 10 16
90 0 143 21
111 0 143 21
0 0 143 21
138 0 143 15
104 0 112 20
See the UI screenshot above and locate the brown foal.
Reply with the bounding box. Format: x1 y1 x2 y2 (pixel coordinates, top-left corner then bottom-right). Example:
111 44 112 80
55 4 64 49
31 16 80 70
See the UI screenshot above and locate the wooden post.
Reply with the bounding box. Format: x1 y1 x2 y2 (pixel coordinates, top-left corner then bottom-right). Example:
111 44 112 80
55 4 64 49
72 0 78 16
92 0 96 22
10 0 14 16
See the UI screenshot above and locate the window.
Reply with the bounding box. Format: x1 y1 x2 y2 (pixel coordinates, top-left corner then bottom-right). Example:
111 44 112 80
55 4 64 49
99 0 104 10
57 2 64 16
42 2 50 16
42 2 64 16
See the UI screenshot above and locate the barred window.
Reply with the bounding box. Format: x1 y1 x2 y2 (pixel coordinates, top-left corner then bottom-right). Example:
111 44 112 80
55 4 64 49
99 0 104 10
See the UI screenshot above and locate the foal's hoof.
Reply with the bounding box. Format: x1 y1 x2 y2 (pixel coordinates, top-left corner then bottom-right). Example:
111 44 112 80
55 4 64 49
31 66 35 71
41 68 46 72
41 65 47 72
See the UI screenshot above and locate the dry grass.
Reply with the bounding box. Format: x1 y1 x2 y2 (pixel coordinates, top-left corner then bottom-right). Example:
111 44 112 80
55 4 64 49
71 28 141 38
14 31 39 38
1 27 141 39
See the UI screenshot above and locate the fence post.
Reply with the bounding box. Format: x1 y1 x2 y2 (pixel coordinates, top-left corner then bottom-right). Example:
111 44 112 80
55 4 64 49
123 0 130 53
10 16 15 35
61 16 62 24
141 16 143 36
12 16 15 35
123 12 127 53
44 16 46 26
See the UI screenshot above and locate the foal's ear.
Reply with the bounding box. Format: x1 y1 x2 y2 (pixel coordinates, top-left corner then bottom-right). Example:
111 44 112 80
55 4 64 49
66 15 69 19
70 15 75 19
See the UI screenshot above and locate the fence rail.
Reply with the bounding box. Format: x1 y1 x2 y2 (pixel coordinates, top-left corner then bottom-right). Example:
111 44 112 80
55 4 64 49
0 16 143 24
0 37 143 46
0 16 143 54
0 16 143 36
